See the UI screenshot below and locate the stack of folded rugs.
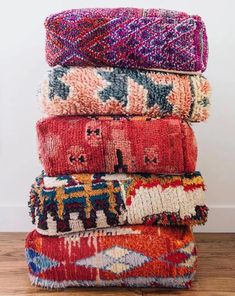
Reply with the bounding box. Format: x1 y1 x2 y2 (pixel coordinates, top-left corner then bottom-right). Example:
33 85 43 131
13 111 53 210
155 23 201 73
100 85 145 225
25 8 211 289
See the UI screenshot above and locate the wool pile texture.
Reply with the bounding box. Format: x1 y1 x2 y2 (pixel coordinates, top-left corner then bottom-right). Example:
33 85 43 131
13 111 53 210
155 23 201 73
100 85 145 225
25 225 197 288
36 116 197 176
29 171 208 235
40 66 211 121
26 7 210 289
45 8 208 72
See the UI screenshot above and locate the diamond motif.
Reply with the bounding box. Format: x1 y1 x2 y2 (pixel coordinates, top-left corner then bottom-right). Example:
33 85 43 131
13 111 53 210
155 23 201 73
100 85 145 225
159 243 194 266
75 245 150 274
104 246 130 259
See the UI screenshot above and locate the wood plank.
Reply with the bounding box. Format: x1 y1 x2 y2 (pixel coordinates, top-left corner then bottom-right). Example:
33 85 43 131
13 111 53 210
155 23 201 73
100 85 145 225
0 233 234 295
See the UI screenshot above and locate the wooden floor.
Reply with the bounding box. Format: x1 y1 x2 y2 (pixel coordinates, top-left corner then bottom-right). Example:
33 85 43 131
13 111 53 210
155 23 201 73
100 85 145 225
0 233 234 296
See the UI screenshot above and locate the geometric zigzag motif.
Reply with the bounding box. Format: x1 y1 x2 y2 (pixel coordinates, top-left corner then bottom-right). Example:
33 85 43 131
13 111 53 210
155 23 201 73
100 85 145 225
45 8 208 72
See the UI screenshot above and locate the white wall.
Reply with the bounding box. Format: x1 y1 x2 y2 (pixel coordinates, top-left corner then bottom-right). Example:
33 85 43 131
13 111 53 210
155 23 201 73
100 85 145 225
0 0 234 232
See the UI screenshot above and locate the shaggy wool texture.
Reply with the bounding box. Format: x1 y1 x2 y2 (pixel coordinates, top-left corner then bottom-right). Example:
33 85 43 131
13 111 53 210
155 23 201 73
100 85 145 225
45 8 208 72
25 225 197 288
29 171 208 235
36 116 197 176
40 66 211 121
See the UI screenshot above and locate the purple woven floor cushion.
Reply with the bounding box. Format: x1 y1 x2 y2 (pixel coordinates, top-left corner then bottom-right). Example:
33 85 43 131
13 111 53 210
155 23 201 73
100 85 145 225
45 8 208 73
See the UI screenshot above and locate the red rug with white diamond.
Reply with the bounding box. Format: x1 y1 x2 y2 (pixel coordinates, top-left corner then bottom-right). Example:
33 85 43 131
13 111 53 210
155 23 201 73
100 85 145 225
25 225 197 288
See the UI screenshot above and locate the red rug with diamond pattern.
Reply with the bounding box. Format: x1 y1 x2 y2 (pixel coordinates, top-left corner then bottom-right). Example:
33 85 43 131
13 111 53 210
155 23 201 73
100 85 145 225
25 225 197 288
